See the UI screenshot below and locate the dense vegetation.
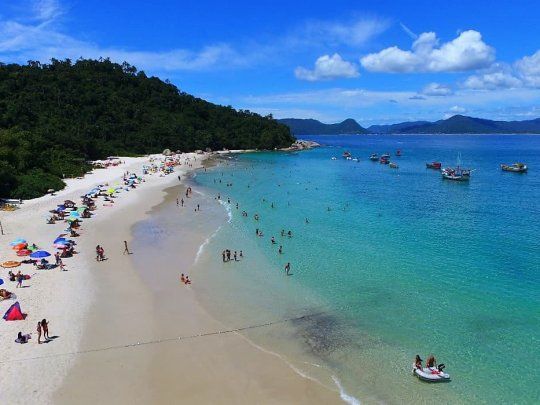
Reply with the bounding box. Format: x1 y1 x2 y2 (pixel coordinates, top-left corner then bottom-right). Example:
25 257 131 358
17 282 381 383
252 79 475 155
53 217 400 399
278 118 368 135
0 59 293 199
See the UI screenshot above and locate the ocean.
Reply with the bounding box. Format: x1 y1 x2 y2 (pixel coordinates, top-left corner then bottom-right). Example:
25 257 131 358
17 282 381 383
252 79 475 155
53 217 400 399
186 135 539 403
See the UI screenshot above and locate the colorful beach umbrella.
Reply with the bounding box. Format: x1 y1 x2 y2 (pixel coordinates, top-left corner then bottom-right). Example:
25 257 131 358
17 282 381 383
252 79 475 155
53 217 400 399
12 243 27 250
0 279 3 286
29 250 51 258
69 211 80 218
16 249 32 256
9 239 26 246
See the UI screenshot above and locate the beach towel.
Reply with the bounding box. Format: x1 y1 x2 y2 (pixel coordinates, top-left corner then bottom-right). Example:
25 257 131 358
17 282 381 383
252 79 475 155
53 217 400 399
3 301 26 321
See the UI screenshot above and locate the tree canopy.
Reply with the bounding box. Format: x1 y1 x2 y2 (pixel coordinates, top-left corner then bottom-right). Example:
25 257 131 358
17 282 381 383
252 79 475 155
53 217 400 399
0 59 293 199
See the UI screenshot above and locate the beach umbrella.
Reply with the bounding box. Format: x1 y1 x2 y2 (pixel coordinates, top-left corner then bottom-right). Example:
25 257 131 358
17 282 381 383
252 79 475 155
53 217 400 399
57 205 66 211
69 211 80 218
66 217 78 222
9 239 26 246
12 243 27 250
54 237 67 243
29 250 51 259
16 249 32 256
0 279 3 286
1 261 20 268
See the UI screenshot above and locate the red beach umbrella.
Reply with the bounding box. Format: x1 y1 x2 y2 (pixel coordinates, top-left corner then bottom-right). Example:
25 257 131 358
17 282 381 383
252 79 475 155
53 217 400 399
12 243 27 251
16 249 32 256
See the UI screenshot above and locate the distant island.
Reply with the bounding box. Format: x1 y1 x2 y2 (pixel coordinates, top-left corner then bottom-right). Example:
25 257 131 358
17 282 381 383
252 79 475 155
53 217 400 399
278 118 369 135
279 115 540 135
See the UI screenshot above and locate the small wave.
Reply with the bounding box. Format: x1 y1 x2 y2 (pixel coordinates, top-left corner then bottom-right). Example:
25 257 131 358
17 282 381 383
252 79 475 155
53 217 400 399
332 375 361 405
194 225 222 265
218 199 233 223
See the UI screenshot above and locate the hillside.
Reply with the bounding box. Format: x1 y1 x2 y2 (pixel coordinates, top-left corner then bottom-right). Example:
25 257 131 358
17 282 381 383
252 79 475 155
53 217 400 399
0 59 293 199
368 121 430 134
278 118 368 135
372 115 540 134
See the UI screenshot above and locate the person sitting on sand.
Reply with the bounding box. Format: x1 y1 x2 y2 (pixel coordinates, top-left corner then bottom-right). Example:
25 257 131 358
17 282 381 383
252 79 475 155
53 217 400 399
180 274 186 283
184 276 191 285
415 355 423 370
15 332 31 344
0 289 13 299
426 355 436 368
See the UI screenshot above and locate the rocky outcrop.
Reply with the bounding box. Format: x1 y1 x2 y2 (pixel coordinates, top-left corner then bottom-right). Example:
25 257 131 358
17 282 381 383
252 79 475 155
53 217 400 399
280 140 321 151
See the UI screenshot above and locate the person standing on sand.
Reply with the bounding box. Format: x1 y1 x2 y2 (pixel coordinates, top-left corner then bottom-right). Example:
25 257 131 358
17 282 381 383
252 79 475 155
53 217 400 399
222 251 226 262
37 321 42 344
96 245 101 261
123 240 131 255
41 319 50 340
239 250 243 258
234 251 238 261
176 198 179 206
16 271 23 288
285 262 291 275
181 198 184 207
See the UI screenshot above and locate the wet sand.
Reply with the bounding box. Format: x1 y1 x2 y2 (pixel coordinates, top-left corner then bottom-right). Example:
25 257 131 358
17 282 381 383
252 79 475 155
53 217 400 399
54 164 342 403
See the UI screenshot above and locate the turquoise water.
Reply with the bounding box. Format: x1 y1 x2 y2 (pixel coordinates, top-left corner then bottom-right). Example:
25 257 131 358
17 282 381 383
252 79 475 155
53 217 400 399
193 135 540 404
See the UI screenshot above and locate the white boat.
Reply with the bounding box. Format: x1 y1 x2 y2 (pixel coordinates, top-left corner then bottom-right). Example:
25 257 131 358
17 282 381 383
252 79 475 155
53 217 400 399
412 366 451 382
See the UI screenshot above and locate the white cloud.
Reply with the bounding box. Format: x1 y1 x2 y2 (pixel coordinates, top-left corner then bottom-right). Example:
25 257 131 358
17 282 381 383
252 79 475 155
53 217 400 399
298 17 390 47
444 105 467 119
360 30 495 73
421 82 453 96
295 53 359 81
514 50 540 87
0 1 256 72
463 50 540 90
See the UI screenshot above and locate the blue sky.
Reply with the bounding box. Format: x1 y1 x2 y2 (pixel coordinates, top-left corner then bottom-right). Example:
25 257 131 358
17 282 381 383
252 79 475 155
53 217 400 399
1 0 539 125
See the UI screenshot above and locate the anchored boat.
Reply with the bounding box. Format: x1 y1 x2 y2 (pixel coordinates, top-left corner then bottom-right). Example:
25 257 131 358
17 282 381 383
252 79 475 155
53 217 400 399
426 162 442 170
501 162 527 173
413 366 451 383
369 153 379 161
389 162 398 169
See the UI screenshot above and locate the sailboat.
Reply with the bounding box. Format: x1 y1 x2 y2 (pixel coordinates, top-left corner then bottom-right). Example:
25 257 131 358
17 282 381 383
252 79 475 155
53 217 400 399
442 153 471 181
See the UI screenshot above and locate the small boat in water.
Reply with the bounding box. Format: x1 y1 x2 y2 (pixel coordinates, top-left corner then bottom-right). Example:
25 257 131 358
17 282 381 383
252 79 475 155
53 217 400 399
389 162 398 169
441 167 471 181
369 153 379 161
381 153 390 159
426 162 442 170
501 162 527 173
343 151 352 158
413 366 451 383
380 157 390 164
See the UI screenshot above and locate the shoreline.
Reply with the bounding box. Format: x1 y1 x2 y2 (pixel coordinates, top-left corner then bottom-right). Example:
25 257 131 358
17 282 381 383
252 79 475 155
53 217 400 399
1 151 342 403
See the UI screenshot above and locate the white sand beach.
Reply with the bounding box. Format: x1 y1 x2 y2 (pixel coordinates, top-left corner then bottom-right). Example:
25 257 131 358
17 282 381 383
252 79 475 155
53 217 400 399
0 153 341 404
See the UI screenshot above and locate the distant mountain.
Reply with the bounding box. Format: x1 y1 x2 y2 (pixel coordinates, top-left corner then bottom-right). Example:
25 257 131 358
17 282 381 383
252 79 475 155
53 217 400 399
368 121 430 134
370 115 540 134
278 118 369 135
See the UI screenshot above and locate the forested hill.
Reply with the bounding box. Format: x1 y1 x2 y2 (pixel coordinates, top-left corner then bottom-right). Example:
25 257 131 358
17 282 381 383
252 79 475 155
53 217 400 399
0 59 293 199
278 118 368 135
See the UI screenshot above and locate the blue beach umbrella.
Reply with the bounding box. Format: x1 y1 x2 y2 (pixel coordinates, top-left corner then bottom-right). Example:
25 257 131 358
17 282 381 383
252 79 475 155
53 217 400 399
54 237 67 243
9 238 26 246
69 211 80 218
0 279 4 286
30 250 51 258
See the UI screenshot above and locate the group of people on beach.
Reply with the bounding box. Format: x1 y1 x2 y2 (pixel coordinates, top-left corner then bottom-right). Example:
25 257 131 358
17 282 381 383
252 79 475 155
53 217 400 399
222 249 243 262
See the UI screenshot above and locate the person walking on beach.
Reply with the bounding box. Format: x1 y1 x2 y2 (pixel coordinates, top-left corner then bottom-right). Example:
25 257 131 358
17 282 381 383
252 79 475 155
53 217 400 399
285 262 291 275
96 245 101 261
176 198 179 206
59 259 66 271
37 321 42 344
16 271 23 288
222 250 226 262
55 252 61 266
181 198 184 207
239 250 243 258
234 251 238 261
123 240 131 255
41 319 50 340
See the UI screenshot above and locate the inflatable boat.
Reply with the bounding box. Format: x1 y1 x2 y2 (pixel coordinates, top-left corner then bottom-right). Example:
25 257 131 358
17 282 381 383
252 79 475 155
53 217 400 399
412 366 450 382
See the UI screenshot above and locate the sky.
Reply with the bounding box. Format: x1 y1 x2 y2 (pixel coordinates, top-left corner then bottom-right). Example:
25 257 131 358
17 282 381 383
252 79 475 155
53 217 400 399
1 0 539 126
